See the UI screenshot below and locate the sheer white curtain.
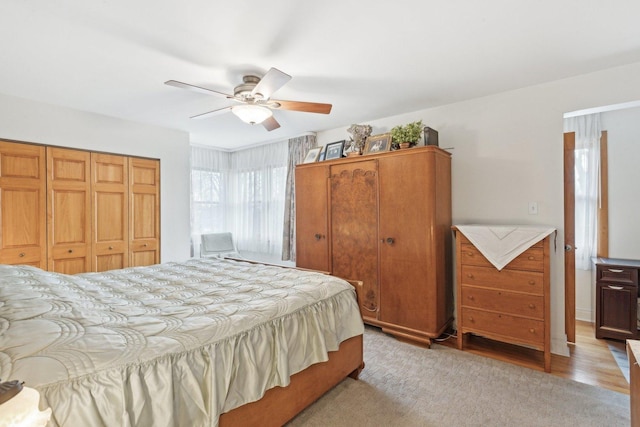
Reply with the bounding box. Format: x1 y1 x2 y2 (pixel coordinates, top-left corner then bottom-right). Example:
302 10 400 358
228 141 288 256
190 142 288 258
564 113 602 270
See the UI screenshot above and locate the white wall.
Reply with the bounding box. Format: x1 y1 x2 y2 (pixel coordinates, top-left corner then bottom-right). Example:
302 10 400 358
317 60 640 355
0 92 191 262
601 107 640 259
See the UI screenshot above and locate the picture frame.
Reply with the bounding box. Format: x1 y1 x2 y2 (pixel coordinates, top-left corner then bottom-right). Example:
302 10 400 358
317 146 326 161
324 140 345 160
303 147 322 163
363 133 391 155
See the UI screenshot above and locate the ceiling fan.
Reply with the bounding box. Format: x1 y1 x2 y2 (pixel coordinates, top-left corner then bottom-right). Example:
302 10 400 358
165 67 332 131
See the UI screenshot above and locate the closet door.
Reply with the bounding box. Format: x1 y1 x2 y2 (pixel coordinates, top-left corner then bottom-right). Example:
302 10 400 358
129 157 160 266
0 141 46 268
330 160 379 320
92 153 129 271
47 147 91 274
295 164 330 272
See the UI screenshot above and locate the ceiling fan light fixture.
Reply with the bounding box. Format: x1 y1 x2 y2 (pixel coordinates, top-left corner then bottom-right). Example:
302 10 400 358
231 104 272 125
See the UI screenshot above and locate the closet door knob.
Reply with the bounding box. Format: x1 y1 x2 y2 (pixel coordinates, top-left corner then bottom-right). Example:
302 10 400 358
386 237 395 244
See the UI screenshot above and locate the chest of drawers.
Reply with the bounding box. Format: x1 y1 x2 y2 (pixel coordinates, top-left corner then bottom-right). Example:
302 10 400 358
594 258 640 341
454 231 551 372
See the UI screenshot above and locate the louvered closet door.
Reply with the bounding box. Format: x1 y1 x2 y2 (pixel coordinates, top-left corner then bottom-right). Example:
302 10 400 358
47 147 91 274
92 153 129 271
0 141 46 268
129 157 160 266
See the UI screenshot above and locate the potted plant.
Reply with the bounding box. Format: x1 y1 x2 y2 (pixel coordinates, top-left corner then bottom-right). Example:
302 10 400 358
390 120 423 149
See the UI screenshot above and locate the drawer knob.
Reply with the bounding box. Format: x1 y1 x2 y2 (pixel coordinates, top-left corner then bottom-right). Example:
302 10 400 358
68 249 73 253
467 252 474 257
528 256 535 260
19 252 25 257
469 317 474 322
528 280 536 285
529 303 536 309
467 295 475 301
144 243 148 247
108 246 113 250
529 328 536 334
466 273 474 278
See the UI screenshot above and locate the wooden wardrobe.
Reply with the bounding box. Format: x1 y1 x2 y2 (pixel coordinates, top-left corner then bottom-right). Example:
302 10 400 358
0 140 160 274
295 146 452 346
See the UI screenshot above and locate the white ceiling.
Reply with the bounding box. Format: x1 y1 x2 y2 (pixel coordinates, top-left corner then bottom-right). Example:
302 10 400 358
2 1 640 150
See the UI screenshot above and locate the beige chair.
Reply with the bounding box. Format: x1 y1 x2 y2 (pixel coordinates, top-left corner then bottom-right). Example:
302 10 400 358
200 232 242 258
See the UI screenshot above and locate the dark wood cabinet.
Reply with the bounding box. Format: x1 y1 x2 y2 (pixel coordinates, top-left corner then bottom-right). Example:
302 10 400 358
594 258 640 341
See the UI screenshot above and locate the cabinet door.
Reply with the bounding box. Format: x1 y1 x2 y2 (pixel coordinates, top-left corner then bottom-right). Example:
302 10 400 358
92 153 129 271
596 282 638 340
47 147 91 274
129 157 160 266
377 151 437 331
0 141 46 268
330 160 379 320
295 164 330 271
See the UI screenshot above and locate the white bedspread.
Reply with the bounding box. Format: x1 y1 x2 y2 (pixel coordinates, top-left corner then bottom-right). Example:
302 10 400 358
0 259 364 426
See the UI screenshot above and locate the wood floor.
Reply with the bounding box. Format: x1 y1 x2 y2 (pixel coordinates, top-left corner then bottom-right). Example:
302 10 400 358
438 320 630 395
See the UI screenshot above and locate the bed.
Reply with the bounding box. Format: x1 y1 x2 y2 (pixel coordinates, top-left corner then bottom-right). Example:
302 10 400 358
0 258 365 426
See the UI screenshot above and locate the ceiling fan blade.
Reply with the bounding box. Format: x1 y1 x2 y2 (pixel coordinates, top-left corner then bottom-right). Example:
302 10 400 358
190 106 232 120
251 68 291 99
262 115 281 131
165 80 233 98
270 100 332 114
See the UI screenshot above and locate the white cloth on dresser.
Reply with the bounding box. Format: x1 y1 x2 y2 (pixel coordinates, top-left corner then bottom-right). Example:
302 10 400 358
456 225 556 270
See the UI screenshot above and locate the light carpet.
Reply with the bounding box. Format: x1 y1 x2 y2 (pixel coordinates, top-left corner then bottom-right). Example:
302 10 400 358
287 326 629 426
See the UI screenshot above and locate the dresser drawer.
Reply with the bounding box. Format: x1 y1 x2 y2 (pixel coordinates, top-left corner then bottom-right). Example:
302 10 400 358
460 265 543 294
460 307 544 347
597 265 639 286
461 286 544 319
460 243 544 272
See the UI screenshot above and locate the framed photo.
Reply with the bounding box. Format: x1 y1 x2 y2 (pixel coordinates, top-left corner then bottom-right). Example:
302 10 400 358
318 146 326 161
324 140 345 160
303 147 322 163
363 133 391 155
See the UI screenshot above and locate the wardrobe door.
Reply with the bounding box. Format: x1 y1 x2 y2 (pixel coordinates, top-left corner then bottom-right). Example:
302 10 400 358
377 151 434 330
330 160 379 320
47 147 92 274
129 157 160 266
0 141 46 268
92 153 129 271
295 164 330 272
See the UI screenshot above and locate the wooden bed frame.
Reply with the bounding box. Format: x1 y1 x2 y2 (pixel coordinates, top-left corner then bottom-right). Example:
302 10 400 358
219 277 365 427
219 333 364 426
